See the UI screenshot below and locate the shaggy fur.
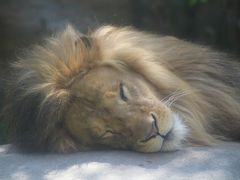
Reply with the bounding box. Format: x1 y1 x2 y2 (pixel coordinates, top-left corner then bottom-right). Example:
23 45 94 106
2 25 240 153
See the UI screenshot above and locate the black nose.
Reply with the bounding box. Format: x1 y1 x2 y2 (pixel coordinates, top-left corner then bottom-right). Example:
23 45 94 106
151 113 159 135
151 113 170 139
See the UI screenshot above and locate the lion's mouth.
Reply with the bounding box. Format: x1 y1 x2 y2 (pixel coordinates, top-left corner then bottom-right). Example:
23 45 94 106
140 113 171 143
136 113 187 152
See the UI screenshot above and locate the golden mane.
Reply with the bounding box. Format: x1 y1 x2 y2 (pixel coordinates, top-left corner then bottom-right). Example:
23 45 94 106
3 25 240 152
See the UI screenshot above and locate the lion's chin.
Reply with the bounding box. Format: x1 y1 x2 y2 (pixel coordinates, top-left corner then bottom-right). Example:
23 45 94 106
136 136 163 153
161 113 188 152
136 113 188 153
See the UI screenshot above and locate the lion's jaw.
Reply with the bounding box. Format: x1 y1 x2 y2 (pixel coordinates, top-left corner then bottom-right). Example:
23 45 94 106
65 66 188 153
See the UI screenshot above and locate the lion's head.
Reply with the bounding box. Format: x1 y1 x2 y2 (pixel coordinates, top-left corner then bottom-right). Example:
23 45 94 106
66 66 187 152
7 25 227 153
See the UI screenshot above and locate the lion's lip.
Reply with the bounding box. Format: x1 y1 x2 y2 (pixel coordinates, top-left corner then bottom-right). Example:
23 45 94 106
139 113 172 143
139 127 173 143
140 132 167 143
139 120 168 143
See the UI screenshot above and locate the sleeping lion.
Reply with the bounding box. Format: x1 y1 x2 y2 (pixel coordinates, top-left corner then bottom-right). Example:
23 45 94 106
3 25 240 153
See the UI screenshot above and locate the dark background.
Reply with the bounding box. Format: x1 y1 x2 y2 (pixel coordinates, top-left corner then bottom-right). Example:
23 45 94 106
0 0 240 144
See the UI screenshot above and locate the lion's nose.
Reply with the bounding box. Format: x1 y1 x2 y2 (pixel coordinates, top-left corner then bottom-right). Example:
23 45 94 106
140 113 167 143
149 113 159 136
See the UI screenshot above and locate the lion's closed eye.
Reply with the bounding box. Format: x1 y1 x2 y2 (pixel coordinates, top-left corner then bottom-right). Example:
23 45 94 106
119 82 132 102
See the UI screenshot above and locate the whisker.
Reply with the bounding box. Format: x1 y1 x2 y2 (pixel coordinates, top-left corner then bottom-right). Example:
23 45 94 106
165 92 189 107
162 89 197 107
161 89 181 102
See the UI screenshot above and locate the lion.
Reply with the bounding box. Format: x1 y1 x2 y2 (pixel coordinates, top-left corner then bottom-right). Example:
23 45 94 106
3 25 240 153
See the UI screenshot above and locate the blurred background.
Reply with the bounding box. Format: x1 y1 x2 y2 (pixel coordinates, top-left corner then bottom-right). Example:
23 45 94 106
0 0 240 144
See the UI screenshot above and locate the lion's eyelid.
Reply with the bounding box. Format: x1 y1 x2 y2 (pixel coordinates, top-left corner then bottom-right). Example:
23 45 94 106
120 82 128 101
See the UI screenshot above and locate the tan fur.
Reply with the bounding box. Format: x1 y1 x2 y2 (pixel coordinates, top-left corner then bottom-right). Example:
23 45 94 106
3 25 240 153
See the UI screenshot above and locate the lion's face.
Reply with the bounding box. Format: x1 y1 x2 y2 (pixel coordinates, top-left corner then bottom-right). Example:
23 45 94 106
65 66 187 152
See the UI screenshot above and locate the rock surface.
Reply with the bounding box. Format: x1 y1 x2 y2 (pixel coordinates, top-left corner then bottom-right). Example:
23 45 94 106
0 142 240 180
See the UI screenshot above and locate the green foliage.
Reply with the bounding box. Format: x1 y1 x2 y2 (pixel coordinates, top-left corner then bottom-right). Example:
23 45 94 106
188 0 208 6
